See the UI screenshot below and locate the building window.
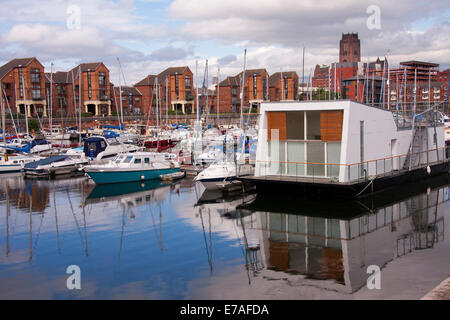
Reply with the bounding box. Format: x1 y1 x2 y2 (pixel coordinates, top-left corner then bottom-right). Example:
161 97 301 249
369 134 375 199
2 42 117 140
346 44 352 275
30 73 40 83
284 77 288 100
135 97 140 102
253 75 257 99
185 77 191 89
98 72 106 86
100 89 107 100
57 86 65 95
232 88 237 96
18 68 24 98
263 77 268 100
87 71 92 99
175 74 179 99
32 89 41 100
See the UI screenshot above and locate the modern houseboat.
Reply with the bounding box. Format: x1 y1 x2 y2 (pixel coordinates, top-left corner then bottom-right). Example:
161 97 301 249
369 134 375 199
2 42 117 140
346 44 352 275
238 100 448 197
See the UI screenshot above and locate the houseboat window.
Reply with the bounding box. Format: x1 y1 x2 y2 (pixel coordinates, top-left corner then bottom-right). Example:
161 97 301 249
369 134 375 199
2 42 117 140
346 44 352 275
134 158 142 164
144 158 150 164
287 141 305 176
306 142 325 176
306 111 321 140
286 111 304 140
327 142 341 178
268 140 285 175
123 156 133 163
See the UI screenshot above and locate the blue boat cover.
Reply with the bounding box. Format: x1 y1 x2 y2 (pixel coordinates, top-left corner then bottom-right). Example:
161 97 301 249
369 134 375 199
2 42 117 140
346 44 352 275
83 137 107 158
24 155 69 169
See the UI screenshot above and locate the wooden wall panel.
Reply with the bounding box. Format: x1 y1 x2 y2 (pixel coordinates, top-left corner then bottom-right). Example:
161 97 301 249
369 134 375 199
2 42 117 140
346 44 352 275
267 111 286 140
320 110 343 142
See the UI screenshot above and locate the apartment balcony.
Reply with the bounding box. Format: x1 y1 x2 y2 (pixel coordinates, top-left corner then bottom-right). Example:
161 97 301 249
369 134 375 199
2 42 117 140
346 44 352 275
100 95 109 101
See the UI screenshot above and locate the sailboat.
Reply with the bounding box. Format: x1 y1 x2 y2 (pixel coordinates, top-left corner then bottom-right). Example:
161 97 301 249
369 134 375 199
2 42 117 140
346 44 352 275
194 50 255 190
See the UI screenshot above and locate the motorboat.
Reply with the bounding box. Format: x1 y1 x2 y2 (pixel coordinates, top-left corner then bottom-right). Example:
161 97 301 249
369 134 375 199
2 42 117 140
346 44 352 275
84 152 181 184
23 154 88 176
194 160 254 190
0 153 44 173
66 136 142 161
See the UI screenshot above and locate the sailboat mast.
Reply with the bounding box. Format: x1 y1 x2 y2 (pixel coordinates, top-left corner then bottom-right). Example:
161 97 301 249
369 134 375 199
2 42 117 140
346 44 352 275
196 60 199 122
166 77 168 125
50 63 53 132
217 67 220 125
19 66 29 135
117 58 124 128
240 49 247 129
414 68 417 115
78 66 82 141
156 77 159 128
1 80 5 142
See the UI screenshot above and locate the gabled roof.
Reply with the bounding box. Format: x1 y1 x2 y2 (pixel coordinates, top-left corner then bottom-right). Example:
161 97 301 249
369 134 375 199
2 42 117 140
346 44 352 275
135 74 157 86
45 71 74 84
0 57 36 80
218 69 268 87
218 76 240 87
70 62 105 74
269 71 298 87
135 66 191 87
113 86 142 96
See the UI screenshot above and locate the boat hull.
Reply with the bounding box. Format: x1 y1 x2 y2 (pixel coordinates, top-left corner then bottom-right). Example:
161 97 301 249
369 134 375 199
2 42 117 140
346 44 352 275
86 168 180 184
197 176 236 190
0 164 22 173
238 161 450 199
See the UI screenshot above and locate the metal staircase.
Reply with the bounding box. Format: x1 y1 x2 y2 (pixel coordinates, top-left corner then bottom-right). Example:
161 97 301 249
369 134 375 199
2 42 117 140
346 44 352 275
403 125 426 170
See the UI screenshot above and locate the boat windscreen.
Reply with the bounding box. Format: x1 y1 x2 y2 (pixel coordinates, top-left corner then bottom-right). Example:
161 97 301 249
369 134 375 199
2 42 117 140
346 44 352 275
123 156 133 163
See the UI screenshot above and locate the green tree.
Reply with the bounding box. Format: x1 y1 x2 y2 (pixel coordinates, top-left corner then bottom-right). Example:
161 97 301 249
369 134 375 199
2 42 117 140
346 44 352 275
28 118 40 132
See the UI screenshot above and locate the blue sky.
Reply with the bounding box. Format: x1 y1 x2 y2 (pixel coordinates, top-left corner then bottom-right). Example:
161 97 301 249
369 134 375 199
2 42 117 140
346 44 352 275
0 0 449 85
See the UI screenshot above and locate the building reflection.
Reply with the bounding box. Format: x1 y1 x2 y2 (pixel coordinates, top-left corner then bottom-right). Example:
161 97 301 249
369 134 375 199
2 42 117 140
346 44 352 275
0 174 90 213
239 175 449 293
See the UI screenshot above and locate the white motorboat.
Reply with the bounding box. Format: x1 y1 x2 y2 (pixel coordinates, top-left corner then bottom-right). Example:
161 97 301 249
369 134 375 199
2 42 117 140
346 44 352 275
194 161 254 190
0 153 44 173
23 154 88 176
66 136 142 161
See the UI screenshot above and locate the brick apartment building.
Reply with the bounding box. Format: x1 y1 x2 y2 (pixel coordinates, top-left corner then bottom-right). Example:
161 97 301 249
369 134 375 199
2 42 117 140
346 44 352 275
215 69 269 113
45 71 77 117
112 86 143 116
269 71 299 101
0 57 47 117
45 62 112 117
135 66 196 115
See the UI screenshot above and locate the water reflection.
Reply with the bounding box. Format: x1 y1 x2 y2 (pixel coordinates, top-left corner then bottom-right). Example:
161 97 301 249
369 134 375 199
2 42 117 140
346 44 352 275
239 174 449 293
0 171 449 299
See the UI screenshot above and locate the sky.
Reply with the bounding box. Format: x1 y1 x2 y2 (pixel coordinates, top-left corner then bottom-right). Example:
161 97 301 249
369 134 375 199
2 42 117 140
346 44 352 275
0 0 449 86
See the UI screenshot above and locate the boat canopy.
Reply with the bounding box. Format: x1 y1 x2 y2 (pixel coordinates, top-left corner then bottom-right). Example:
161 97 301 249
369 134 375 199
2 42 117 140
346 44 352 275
84 137 108 158
24 155 69 169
